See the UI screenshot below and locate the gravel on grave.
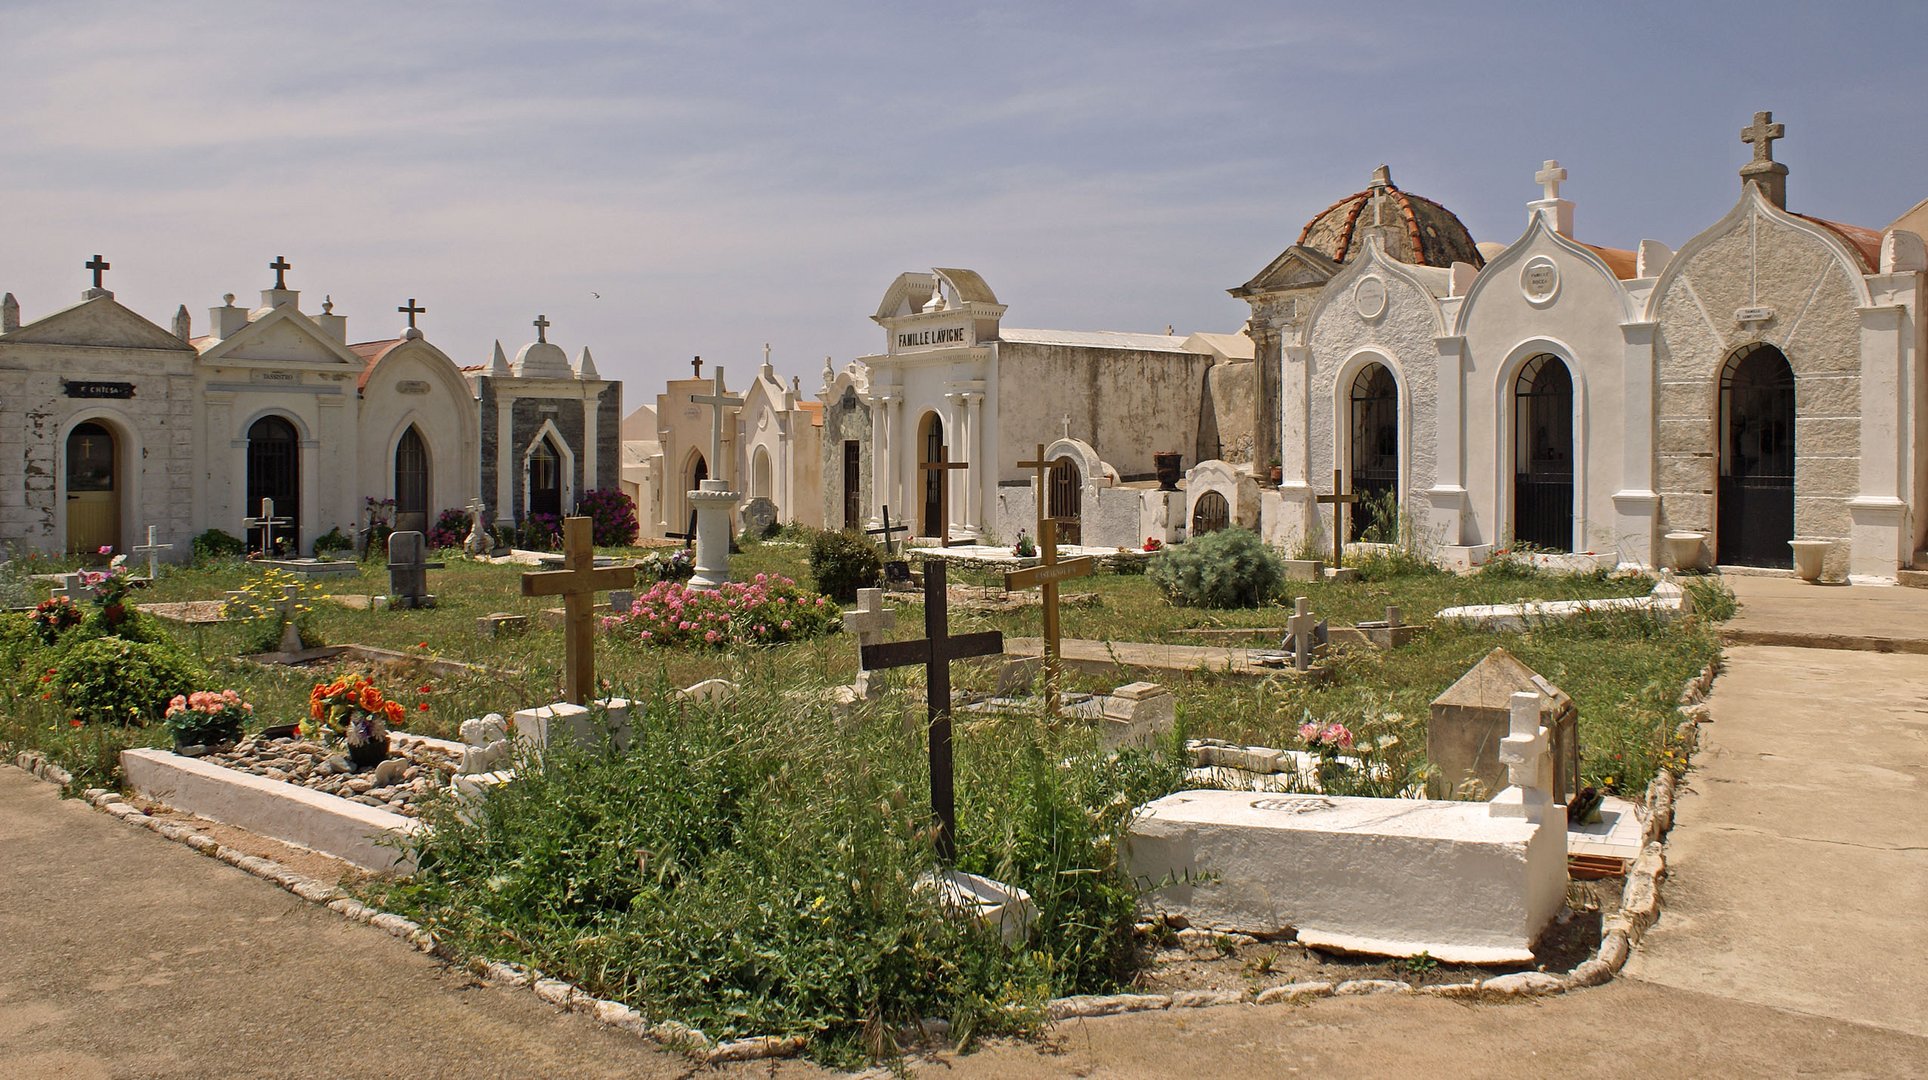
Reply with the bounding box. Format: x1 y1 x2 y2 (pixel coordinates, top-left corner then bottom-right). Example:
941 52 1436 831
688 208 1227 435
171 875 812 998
197 736 459 818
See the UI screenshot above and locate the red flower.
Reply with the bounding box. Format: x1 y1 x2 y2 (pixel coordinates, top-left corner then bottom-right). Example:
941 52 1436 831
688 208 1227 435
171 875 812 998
416 642 429 650
417 702 429 712
416 685 432 695
69 718 82 727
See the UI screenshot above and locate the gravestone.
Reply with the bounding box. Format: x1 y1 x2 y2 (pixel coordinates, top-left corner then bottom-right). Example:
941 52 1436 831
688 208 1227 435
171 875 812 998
740 496 779 539
841 587 896 699
463 498 493 557
385 530 442 609
476 612 529 638
607 590 635 616
133 525 173 582
1097 682 1175 749
1283 597 1327 672
49 573 86 603
1428 647 1579 803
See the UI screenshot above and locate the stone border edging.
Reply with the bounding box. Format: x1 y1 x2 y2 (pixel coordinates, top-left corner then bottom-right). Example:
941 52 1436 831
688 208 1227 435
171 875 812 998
10 659 1719 1052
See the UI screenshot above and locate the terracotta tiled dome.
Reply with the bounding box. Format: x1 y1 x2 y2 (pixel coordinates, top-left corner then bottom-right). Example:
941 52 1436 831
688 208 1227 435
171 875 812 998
1298 165 1484 269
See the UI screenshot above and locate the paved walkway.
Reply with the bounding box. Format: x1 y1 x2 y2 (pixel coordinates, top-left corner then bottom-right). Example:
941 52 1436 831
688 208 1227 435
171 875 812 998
1720 573 1928 653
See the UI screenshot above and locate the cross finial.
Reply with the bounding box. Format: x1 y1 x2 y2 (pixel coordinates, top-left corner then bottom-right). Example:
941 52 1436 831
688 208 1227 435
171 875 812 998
1061 414 1072 438
691 355 703 378
532 314 550 343
1741 110 1784 165
397 298 425 330
85 254 110 289
1535 159 1567 202
763 342 771 365
269 255 291 290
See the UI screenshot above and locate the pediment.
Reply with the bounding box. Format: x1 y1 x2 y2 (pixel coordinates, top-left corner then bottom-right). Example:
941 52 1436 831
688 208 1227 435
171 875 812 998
199 307 361 366
1232 245 1341 297
1 295 192 352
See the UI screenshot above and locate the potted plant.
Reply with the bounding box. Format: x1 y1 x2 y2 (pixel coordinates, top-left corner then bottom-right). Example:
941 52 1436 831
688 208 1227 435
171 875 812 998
306 674 404 768
1299 717 1355 791
1013 530 1037 558
30 596 82 644
164 690 254 752
79 548 136 630
1267 457 1284 486
1153 451 1183 491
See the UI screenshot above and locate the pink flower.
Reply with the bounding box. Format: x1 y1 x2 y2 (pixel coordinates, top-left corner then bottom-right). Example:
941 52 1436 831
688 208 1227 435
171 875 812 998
97 545 113 555
1298 722 1319 744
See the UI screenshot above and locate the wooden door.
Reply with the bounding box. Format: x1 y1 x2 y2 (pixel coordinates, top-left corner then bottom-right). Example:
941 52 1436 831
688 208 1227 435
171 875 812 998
65 422 118 555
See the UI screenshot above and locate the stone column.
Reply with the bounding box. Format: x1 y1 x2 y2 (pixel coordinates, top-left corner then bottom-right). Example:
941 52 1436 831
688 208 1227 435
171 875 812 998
581 388 599 497
1612 322 1660 566
871 393 893 528
1849 304 1909 580
494 392 515 525
688 478 743 589
1427 335 1469 548
947 392 968 539
1251 319 1282 478
967 391 986 533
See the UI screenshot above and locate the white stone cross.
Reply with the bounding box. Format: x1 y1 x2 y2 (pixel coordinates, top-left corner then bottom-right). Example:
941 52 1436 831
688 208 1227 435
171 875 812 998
132 525 172 581
1535 159 1566 202
689 367 743 480
842 587 897 699
1491 690 1554 823
273 587 303 653
1061 414 1071 439
243 497 293 558
50 573 87 603
1286 596 1316 672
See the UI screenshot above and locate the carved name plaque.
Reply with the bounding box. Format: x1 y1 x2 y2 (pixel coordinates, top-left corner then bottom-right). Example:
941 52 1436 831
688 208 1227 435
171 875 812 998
894 323 970 351
1251 795 1336 815
62 380 134 399
1521 257 1560 303
397 380 431 395
1735 306 1775 324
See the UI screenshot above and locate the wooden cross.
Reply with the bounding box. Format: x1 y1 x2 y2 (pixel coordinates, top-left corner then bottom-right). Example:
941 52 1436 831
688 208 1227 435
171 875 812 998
690 367 743 481
690 355 703 378
1003 518 1093 709
1741 110 1784 164
1535 160 1566 202
532 314 550 343
520 517 636 705
133 525 172 581
865 505 909 555
859 560 1003 863
665 509 697 549
1016 443 1052 527
397 298 425 330
85 254 110 289
918 447 968 546
1314 469 1357 568
269 255 292 289
1286 596 1317 672
243 497 293 558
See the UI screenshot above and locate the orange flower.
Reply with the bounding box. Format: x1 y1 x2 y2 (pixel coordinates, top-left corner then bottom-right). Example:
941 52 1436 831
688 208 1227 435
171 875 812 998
310 701 325 722
358 686 382 712
384 701 405 724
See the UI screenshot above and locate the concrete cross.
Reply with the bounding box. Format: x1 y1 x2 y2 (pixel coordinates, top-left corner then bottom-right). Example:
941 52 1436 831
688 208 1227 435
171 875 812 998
859 560 1003 863
1286 596 1317 672
85 254 110 289
917 446 968 546
243 497 293 558
1003 518 1094 709
843 587 897 698
1489 690 1555 823
132 525 172 581
1061 414 1072 439
690 367 743 480
269 255 292 290
49 573 86 603
520 517 636 705
1314 469 1359 568
1535 159 1567 202
397 298 426 330
273 587 304 653
1384 604 1403 628
1741 110 1785 164
532 314 550 343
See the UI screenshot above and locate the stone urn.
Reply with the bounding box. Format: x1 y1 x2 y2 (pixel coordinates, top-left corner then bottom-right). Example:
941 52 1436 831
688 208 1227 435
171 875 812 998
1153 452 1183 492
1663 531 1706 572
1789 539 1831 583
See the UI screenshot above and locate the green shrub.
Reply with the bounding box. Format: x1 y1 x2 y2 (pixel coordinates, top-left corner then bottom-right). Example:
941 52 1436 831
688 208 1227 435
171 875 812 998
1148 528 1284 608
191 528 246 561
52 636 205 726
808 529 882 603
312 527 354 557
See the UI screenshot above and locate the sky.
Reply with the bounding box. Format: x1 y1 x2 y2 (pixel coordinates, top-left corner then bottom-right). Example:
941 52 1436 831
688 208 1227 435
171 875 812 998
3 1 1924 400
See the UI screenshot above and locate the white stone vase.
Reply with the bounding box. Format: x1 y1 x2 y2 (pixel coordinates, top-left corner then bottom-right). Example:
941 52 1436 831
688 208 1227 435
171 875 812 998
1789 540 1831 583
1663 532 1706 572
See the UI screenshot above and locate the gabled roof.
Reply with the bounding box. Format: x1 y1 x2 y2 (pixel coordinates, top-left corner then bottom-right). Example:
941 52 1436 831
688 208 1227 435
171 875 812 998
1230 244 1342 298
195 303 364 367
0 293 194 352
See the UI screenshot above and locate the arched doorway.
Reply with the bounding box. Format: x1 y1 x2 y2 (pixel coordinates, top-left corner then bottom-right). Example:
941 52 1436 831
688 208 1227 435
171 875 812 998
1717 344 1796 568
394 425 430 534
751 447 773 501
1192 490 1230 535
65 422 119 555
528 437 563 519
1513 355 1573 552
841 440 862 530
246 416 300 556
1348 363 1399 542
1048 457 1082 545
918 413 946 537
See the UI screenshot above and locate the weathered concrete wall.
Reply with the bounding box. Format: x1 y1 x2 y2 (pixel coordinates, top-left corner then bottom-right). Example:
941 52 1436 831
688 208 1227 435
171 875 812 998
820 382 872 531
1202 359 1256 466
994 342 1211 480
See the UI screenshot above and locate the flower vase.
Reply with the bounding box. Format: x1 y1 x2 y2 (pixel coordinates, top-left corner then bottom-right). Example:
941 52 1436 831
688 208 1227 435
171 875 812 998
1315 754 1348 793
348 735 390 768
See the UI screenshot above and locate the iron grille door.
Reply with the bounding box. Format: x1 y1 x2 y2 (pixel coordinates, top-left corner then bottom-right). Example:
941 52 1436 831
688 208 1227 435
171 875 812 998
843 441 862 530
1049 458 1082 545
246 416 299 556
1349 365 1399 541
1513 357 1573 552
394 426 429 533
1717 346 1795 568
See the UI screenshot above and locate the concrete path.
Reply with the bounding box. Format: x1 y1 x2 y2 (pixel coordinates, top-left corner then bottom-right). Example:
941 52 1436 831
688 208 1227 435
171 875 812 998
1623 644 1928 1037
1720 573 1928 653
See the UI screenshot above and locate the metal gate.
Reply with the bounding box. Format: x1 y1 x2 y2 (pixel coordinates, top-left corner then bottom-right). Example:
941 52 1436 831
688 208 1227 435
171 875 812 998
246 416 299 556
842 440 862 530
1048 457 1082 545
394 425 429 533
1717 344 1795 568
1513 355 1573 552
528 438 562 518
921 416 945 537
1349 364 1399 541
1192 490 1230 535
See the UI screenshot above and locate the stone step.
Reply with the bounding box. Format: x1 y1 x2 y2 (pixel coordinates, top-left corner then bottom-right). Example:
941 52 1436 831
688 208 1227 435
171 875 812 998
1898 568 1928 590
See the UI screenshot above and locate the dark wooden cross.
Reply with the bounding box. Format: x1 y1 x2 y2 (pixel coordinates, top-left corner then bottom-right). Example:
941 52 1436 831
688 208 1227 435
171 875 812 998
859 560 1003 863
866 505 909 555
690 355 703 378
1315 468 1358 568
532 314 550 343
397 298 425 330
1741 110 1785 164
269 255 292 289
520 516 636 705
665 509 697 549
85 254 110 289
1004 517 1093 710
918 447 968 546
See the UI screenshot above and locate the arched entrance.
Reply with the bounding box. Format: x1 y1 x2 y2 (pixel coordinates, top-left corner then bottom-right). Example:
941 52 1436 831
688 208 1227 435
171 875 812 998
246 416 300 556
918 412 946 537
841 440 862 530
1192 490 1230 535
1717 343 1796 568
1512 355 1573 552
751 447 773 501
1048 457 1082 545
394 425 430 534
65 421 119 555
1348 363 1399 542
528 437 563 519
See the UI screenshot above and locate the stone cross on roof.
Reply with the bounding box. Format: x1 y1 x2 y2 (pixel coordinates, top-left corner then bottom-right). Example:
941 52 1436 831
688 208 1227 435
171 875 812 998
532 314 550 344
269 255 292 290
398 298 426 331
1741 110 1785 164
691 355 703 378
1535 160 1567 202
85 254 110 290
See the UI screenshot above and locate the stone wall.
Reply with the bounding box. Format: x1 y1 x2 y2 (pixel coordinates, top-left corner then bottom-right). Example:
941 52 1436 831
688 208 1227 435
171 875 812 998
995 342 1212 480
595 384 623 491
820 386 872 531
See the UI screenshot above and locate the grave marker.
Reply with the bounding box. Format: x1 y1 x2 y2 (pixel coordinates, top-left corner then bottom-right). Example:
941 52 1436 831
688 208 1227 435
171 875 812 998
860 561 1003 862
842 587 897 699
687 368 743 588
1314 469 1357 570
132 525 172 581
1285 596 1317 672
520 517 636 704
866 505 909 555
917 447 968 546
49 573 86 603
1002 518 1093 709
243 497 293 559
463 498 493 556
385 530 442 609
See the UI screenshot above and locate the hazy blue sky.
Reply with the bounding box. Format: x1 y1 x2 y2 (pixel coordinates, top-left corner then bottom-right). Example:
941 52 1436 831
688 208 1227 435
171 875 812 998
3 1 1923 397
